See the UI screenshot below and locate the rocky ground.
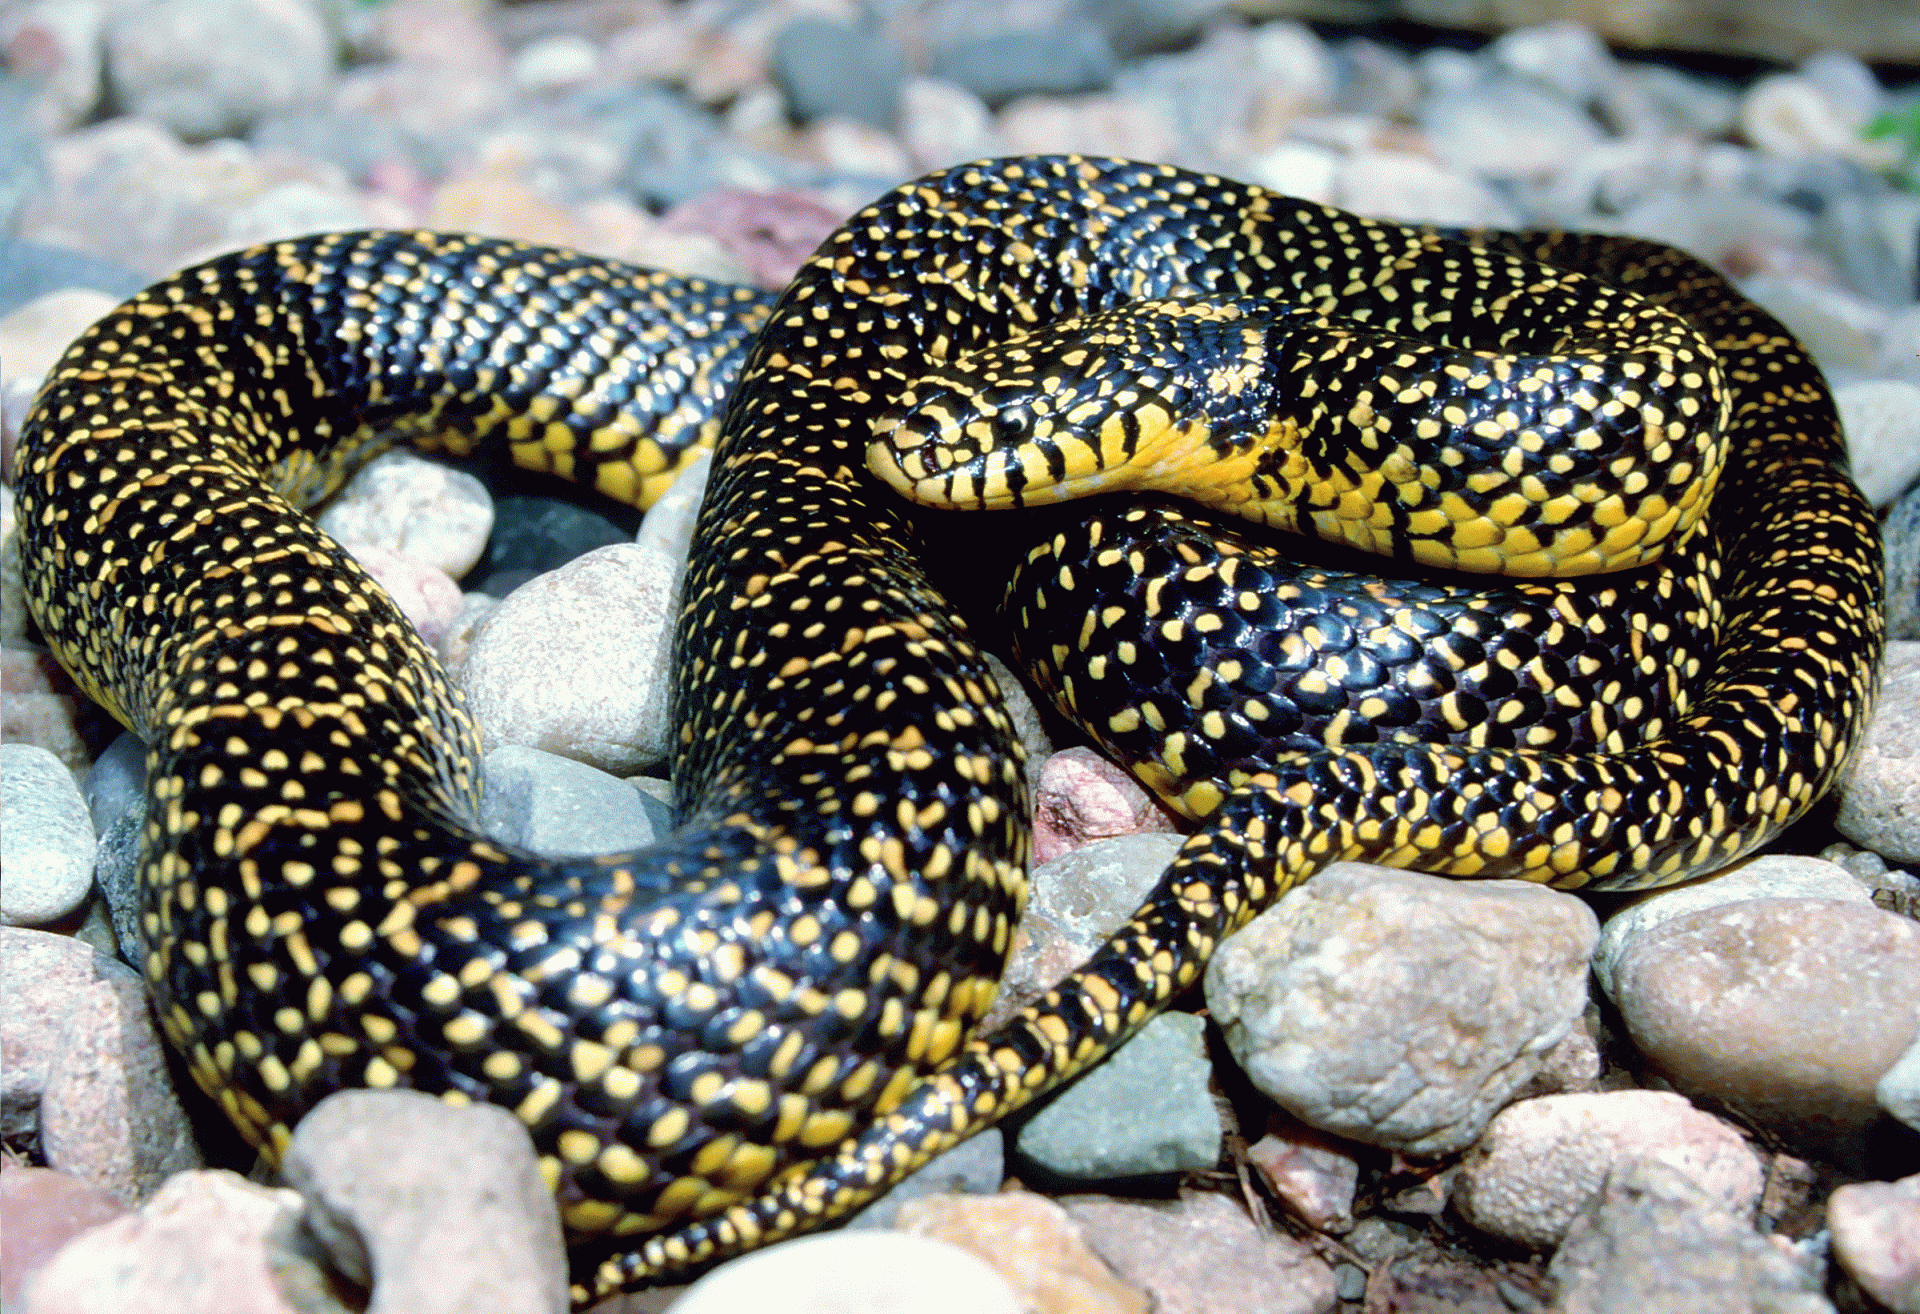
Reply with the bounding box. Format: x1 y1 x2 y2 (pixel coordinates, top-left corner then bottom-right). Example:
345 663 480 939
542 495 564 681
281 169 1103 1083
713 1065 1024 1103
2 1 1919 1312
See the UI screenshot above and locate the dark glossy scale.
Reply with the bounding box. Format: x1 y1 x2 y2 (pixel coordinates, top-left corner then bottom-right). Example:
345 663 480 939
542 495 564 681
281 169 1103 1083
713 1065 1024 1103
14 158 1886 1307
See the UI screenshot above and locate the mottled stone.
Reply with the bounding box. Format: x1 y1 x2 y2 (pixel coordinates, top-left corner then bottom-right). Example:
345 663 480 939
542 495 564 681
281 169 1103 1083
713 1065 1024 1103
1031 746 1183 864
666 1229 1021 1314
315 449 494 580
0 743 95 925
478 744 666 857
0 1166 128 1308
897 1190 1147 1314
1826 1174 1920 1314
1835 641 1920 865
102 0 333 141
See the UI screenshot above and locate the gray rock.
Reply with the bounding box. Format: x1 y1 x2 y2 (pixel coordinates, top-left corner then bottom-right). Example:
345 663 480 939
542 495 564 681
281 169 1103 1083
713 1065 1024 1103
477 494 633 597
82 731 146 835
665 1230 1021 1314
93 809 143 964
478 744 665 857
1886 484 1919 642
282 1089 568 1314
1016 1012 1220 1181
771 18 906 128
0 926 201 1204
1592 852 1876 999
0 240 145 317
846 1129 1004 1229
103 0 333 141
1487 19 1620 106
1836 379 1920 510
1547 1157 1833 1314
930 26 1117 109
1204 863 1597 1156
1835 641 1920 863
1875 1033 1920 1132
1 742 97 926
1605 897 1920 1171
1419 74 1605 181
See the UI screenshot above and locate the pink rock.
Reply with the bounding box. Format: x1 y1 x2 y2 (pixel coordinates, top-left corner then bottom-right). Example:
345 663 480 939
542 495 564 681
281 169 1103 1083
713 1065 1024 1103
1031 746 1183 864
1065 1190 1338 1314
1246 1114 1362 1231
343 543 465 647
21 1170 306 1314
364 0 506 75
661 187 849 289
1827 1174 1920 1313
896 1190 1149 1314
0 1165 128 1307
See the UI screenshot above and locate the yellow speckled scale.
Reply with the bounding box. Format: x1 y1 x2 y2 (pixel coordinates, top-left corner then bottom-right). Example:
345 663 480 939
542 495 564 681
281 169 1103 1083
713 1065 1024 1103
15 158 1884 1306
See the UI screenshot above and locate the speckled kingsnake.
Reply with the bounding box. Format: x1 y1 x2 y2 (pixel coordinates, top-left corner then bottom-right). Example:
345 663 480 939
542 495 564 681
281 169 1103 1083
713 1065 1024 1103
16 156 1884 1303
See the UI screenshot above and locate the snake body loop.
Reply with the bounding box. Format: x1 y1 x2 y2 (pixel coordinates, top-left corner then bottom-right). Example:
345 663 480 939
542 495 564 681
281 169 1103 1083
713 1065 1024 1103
16 157 1884 1304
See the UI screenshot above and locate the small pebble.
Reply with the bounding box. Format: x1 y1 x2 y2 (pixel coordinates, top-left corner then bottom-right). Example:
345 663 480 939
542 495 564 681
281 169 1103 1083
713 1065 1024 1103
1834 641 1920 864
1244 1114 1362 1231
928 26 1118 108
769 17 906 129
1205 862 1598 1155
1877 1035 1920 1132
1835 379 1920 509
1015 1011 1221 1181
478 494 634 596
1031 746 1184 863
666 1229 1021 1314
478 743 666 857
1 742 97 926
81 730 145 834
896 1190 1147 1314
102 0 333 141
315 448 494 580
1826 1174 1920 1313
0 1165 129 1307
281 1089 568 1314
1453 1090 1764 1249
342 543 465 647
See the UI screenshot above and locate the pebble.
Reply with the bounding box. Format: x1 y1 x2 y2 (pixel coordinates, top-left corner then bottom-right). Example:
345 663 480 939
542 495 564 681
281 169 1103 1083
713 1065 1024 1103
1063 1190 1339 1314
1452 1090 1765 1249
0 927 201 1204
1826 1174 1920 1313
1204 862 1598 1155
895 1190 1148 1314
928 26 1118 108
1591 852 1877 998
20 1170 322 1314
1015 1011 1222 1181
1738 71 1901 170
456 542 680 774
659 186 848 289
101 0 333 142
82 730 147 834
1880 1036 1920 1131
342 544 465 647
1603 897 1920 1169
0 1166 129 1307
1887 485 1920 642
477 494 635 596
1031 746 1183 863
1546 1157 1833 1314
92 809 143 963
1 742 97 926
1243 1114 1362 1231
478 743 668 856
0 287 116 382
1834 641 1920 864
845 1129 1004 1230
281 1088 569 1314
1836 379 1920 509
1419 75 1605 181
665 1229 1021 1314
315 449 495 580
769 17 906 129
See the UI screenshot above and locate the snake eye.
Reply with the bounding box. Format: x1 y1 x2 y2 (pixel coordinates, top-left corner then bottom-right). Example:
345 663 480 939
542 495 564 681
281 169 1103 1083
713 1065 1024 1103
996 409 1030 442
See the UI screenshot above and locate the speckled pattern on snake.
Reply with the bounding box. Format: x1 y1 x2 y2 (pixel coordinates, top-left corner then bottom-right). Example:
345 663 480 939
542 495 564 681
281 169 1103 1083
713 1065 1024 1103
15 155 1886 1304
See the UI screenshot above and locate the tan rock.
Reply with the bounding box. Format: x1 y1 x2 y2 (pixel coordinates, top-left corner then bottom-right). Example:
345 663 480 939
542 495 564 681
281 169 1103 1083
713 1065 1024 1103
1827 1174 1920 1314
898 1190 1149 1314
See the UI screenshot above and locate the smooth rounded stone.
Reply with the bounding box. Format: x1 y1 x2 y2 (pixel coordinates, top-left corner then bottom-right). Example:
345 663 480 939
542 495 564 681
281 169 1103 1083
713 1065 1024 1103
1546 1157 1832 1314
0 287 116 381
282 1089 567 1314
20 1169 324 1314
929 25 1117 108
1827 1174 1920 1313
1334 149 1517 227
478 494 634 596
1419 75 1604 181
1452 1090 1764 1249
82 730 145 835
0 927 201 1202
456 542 679 774
1 742 97 926
102 0 333 142
1887 487 1919 642
1242 139 1339 203
1244 1115 1362 1231
0 1166 129 1307
770 17 906 128
1880 1035 1920 1131
982 652 1053 791
660 187 846 290
1063 1189 1339 1314
1835 379 1920 509
1740 273 1888 374
1015 1012 1221 1181
1616 62 1741 138
1835 641 1920 863
1618 188 1813 268
1204 863 1597 1156
0 241 145 320
343 543 464 647
845 1129 1004 1230
895 1190 1147 1314
665 1229 1021 1314
1486 20 1619 105
1031 746 1182 864
632 447 710 563
1739 72 1900 170
510 33 599 94
0 686 89 780
1592 852 1875 998
898 77 1000 172
478 744 665 857
316 449 494 580
1 0 106 132
1606 897 1920 1167
436 591 499 669
92 809 142 963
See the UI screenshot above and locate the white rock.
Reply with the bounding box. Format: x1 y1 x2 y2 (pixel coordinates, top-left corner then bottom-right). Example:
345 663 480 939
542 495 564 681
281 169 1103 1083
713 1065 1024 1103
1454 1090 1764 1249
1739 273 1889 374
665 1230 1021 1314
509 34 599 94
1241 140 1339 205
898 77 1000 173
1879 1033 1920 1132
0 742 97 926
1334 149 1518 227
1738 71 1902 170
1836 379 1920 509
102 0 333 141
1835 641 1920 865
478 744 666 857
316 449 494 580
455 542 680 774
1487 21 1618 105
1419 75 1604 181
1826 1174 1920 1313
1204 863 1598 1155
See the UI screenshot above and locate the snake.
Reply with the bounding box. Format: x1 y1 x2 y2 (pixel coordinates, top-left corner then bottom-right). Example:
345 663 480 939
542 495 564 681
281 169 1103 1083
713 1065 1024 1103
15 156 1885 1304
